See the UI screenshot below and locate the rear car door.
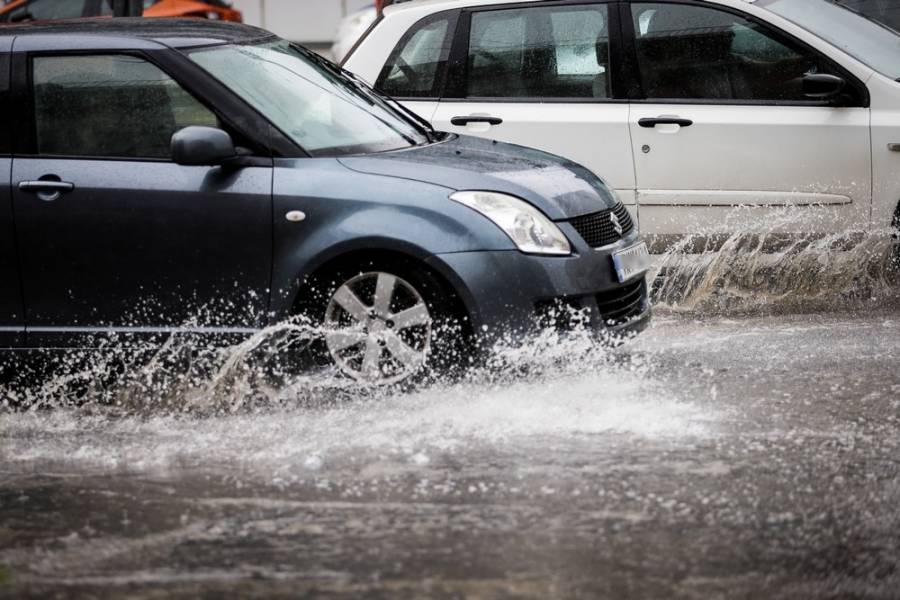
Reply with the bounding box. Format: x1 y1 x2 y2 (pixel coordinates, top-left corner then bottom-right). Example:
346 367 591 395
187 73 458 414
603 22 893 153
0 38 22 348
428 1 638 210
626 1 871 244
10 45 273 347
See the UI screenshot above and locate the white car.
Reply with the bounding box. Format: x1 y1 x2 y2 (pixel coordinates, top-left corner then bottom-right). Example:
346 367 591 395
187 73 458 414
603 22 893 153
344 0 900 250
331 3 377 64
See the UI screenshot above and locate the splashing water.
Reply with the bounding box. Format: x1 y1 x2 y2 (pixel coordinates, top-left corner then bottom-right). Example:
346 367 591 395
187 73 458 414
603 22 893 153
8 213 895 473
650 209 900 315
0 317 711 479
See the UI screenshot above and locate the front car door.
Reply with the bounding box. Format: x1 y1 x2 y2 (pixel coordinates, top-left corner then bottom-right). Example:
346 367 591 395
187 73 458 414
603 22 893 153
10 40 273 347
625 0 872 247
428 1 638 211
0 37 22 349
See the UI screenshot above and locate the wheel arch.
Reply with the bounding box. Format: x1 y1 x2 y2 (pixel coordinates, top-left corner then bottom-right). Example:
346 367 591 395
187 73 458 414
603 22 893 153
285 244 474 331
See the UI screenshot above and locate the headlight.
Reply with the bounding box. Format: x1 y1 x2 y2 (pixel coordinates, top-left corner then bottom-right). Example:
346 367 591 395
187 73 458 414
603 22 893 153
450 191 571 256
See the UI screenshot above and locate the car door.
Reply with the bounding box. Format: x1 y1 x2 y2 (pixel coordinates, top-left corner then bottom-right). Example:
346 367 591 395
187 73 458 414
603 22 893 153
429 1 638 210
10 48 273 347
626 1 872 244
0 38 23 348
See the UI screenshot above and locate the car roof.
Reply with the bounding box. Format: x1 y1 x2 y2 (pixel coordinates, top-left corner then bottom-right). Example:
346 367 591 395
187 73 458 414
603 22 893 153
382 0 752 15
0 17 274 49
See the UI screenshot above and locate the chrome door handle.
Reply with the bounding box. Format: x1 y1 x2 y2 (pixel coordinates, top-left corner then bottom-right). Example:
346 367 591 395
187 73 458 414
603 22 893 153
18 180 75 202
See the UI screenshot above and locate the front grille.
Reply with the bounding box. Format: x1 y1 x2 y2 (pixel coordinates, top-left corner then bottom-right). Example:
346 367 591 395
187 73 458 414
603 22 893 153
596 279 645 325
568 203 634 248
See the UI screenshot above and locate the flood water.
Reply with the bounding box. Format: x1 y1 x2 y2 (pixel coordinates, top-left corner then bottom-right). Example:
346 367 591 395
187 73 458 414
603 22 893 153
2 232 900 598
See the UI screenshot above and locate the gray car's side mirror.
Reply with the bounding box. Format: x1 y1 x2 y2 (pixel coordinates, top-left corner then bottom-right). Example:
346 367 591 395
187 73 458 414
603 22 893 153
171 126 237 166
802 73 846 101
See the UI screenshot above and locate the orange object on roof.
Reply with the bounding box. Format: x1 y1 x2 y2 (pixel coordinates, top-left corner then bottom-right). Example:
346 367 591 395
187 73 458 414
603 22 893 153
144 0 241 22
0 0 242 23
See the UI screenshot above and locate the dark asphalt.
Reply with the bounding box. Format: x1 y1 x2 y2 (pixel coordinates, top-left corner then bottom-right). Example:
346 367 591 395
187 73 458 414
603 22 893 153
2 313 900 598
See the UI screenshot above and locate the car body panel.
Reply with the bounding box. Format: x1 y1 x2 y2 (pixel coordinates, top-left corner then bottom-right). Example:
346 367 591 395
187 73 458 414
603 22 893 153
337 134 620 220
431 103 636 210
269 156 519 319
629 103 872 232
12 158 273 347
427 230 651 341
866 71 900 232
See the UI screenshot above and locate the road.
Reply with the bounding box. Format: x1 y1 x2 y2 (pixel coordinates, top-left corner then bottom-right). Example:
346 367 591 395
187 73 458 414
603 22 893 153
2 310 900 598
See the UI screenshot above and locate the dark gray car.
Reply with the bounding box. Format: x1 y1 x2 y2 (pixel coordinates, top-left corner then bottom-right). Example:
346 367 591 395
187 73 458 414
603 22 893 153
0 19 650 385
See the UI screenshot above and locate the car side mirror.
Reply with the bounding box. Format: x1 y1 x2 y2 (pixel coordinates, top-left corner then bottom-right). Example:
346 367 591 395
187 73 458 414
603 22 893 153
171 126 237 166
802 73 846 101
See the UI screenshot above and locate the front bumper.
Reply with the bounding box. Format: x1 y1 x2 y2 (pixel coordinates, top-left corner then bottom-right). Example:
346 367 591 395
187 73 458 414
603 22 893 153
426 234 651 344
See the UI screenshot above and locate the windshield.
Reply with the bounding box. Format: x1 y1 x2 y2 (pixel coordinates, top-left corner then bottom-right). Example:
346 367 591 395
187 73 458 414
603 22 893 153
189 40 429 156
760 0 900 79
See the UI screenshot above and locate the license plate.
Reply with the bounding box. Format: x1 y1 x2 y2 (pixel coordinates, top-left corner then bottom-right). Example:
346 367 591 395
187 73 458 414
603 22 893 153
611 242 651 283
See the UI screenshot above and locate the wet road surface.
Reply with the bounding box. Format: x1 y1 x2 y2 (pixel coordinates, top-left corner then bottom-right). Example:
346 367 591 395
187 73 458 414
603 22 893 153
2 312 900 598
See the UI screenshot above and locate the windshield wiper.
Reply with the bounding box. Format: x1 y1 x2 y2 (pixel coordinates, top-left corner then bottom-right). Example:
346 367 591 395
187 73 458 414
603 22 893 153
341 68 438 142
290 43 436 144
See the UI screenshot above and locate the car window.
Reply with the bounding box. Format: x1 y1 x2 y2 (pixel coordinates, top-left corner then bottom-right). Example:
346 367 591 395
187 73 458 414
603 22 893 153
760 0 900 80
631 2 827 101
377 14 453 98
32 54 218 159
191 40 428 156
467 4 610 99
834 0 900 32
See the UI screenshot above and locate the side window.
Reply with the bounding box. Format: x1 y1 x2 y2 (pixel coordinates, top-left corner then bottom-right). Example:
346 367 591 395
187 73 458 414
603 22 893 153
466 4 610 99
631 3 828 102
376 14 454 98
1 0 87 22
32 54 218 159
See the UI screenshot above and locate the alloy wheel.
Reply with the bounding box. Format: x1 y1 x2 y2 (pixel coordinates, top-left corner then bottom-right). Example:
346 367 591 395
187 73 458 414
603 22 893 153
323 271 432 384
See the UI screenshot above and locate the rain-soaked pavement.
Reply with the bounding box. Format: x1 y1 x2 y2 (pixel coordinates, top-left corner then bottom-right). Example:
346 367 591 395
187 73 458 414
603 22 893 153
2 231 900 599
2 311 900 599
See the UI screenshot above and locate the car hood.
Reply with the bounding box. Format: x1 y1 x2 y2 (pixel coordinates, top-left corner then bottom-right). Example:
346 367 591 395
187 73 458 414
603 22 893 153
337 134 617 220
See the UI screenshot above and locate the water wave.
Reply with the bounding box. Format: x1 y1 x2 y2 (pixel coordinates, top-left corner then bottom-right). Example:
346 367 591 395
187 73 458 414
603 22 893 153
650 211 899 315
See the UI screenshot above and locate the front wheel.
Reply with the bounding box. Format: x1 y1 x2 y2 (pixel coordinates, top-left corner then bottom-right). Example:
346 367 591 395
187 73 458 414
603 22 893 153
306 262 467 386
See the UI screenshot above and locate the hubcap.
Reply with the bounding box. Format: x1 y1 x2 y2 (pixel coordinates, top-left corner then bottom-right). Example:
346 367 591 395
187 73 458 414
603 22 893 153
323 272 432 384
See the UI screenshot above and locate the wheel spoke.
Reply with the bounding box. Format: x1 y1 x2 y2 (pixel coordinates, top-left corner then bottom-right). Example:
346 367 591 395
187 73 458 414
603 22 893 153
361 338 382 376
390 302 430 330
332 284 370 323
373 273 396 316
383 331 425 371
324 329 367 352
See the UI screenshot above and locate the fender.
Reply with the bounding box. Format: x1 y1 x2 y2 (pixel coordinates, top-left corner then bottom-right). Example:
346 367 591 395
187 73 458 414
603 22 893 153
270 160 516 321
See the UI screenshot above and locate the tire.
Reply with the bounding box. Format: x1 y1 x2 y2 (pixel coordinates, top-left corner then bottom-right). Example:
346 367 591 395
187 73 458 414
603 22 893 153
299 259 470 386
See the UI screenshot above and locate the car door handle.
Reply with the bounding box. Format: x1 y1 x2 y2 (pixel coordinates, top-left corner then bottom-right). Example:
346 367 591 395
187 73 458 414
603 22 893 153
638 117 693 128
18 180 75 202
450 115 503 126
